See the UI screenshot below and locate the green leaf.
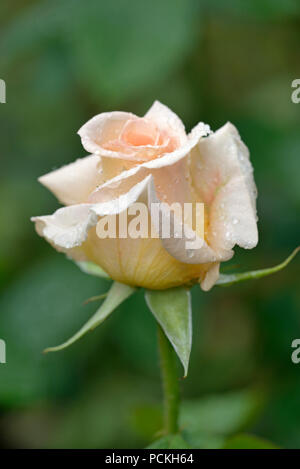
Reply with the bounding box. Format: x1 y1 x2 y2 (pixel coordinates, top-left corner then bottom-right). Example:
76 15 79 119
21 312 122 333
216 247 299 287
223 433 279 449
75 260 110 279
145 287 192 376
44 281 136 353
147 433 191 449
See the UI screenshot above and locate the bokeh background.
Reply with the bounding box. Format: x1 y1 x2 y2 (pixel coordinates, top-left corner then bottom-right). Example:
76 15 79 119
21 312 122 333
0 0 300 449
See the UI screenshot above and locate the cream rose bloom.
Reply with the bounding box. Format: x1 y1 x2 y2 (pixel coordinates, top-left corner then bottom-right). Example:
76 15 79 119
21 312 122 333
32 101 258 290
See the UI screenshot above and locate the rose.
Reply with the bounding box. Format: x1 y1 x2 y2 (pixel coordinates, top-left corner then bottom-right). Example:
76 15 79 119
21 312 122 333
32 101 258 290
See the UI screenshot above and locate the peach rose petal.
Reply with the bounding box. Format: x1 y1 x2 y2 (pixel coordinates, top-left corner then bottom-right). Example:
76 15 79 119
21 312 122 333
83 228 208 290
145 101 187 145
200 263 220 291
82 178 212 289
121 118 160 147
38 155 103 206
78 108 180 163
32 204 98 250
32 173 215 290
88 120 211 205
190 122 258 253
32 176 153 252
78 111 137 157
147 178 232 265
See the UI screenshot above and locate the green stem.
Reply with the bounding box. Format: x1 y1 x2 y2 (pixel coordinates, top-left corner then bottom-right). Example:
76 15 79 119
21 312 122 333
157 325 180 435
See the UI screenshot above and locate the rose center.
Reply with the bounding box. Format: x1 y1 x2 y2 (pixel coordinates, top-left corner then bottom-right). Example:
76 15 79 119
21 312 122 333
121 118 160 147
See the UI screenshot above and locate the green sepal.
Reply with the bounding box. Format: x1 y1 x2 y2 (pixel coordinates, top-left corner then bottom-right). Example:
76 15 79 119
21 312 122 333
145 287 192 377
216 247 299 287
75 260 110 279
44 281 136 353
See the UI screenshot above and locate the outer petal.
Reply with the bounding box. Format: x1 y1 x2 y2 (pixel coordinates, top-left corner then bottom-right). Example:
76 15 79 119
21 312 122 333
190 122 258 253
38 155 103 205
145 100 187 145
200 263 220 291
32 176 153 252
82 228 207 290
32 204 98 250
147 178 232 265
78 111 137 157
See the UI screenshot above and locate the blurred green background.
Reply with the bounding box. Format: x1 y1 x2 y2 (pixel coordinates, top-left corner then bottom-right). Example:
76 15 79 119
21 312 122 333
0 0 300 449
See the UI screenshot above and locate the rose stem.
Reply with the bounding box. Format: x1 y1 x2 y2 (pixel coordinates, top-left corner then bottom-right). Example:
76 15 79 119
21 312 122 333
157 325 180 435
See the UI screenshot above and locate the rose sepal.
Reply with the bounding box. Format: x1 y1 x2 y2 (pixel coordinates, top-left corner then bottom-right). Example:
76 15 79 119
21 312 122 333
216 247 299 287
44 281 135 353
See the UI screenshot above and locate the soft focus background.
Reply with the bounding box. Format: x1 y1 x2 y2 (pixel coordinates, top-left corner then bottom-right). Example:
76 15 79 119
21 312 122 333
0 0 300 449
